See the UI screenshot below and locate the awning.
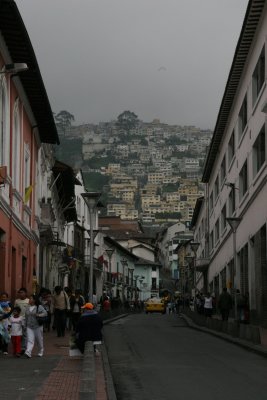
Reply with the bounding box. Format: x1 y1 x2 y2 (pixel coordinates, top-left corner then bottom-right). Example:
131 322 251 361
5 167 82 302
52 160 78 222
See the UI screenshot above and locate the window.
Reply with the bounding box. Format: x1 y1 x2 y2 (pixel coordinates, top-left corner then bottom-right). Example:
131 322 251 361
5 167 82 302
229 189 235 216
214 176 219 200
24 143 31 203
238 95 247 140
239 160 248 200
252 46 265 105
238 95 248 139
209 191 213 211
151 277 157 289
0 77 9 170
215 219 220 243
253 124 265 176
221 204 226 232
220 267 226 290
209 230 214 250
12 100 21 191
228 130 235 167
239 244 248 295
220 155 226 183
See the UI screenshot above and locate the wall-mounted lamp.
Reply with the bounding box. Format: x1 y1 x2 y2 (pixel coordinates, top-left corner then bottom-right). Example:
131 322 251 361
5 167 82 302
0 63 28 75
261 99 267 114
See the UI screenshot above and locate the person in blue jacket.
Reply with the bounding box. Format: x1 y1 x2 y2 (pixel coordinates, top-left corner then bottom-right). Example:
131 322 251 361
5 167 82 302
75 302 103 353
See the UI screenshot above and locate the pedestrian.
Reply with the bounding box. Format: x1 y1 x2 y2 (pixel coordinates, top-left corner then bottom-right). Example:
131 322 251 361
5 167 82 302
0 302 11 355
14 287 29 353
51 286 70 337
75 303 103 354
24 294 47 358
40 289 52 332
64 287 73 330
204 292 213 318
9 306 24 357
102 296 111 312
14 288 30 316
0 291 12 312
236 289 246 323
218 287 232 321
167 301 172 314
69 289 85 331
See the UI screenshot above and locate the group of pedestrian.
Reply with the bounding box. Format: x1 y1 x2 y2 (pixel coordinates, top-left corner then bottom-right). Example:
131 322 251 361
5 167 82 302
0 285 104 359
0 288 47 358
194 288 250 323
195 292 215 317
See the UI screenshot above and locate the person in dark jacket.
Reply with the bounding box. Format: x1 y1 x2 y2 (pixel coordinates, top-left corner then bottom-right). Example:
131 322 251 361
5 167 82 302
69 290 85 331
75 303 103 353
218 288 232 321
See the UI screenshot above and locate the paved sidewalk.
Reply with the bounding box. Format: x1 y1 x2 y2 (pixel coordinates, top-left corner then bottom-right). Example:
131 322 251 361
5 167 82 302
182 313 267 358
0 330 109 400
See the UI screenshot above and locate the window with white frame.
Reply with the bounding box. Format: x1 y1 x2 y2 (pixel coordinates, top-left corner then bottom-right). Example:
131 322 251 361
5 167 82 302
253 124 265 177
238 94 247 140
228 130 235 167
0 77 9 170
24 143 31 203
252 45 265 105
239 160 248 200
12 99 21 191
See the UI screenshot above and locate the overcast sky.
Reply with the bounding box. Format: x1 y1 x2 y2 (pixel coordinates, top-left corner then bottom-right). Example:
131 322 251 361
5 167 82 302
18 0 248 129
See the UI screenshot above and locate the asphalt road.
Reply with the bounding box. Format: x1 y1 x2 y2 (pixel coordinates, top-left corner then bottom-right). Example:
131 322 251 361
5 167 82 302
104 313 267 400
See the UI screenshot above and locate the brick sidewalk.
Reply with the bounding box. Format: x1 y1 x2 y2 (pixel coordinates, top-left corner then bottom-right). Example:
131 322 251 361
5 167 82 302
35 331 108 400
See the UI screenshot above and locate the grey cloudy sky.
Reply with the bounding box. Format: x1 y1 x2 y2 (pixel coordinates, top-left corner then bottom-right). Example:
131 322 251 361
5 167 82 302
18 0 248 129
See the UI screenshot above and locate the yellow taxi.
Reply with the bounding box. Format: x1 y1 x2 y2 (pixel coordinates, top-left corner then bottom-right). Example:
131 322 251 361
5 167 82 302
144 297 166 314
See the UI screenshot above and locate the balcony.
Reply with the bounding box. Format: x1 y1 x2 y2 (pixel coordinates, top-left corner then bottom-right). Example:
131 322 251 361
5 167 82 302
84 255 103 271
195 258 210 272
40 199 55 225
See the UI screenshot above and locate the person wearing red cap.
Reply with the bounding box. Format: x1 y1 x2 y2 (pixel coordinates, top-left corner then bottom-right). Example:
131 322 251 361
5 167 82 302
75 303 103 353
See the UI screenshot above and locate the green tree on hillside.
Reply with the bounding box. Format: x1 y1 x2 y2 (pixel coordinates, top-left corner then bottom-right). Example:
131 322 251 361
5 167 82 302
55 110 75 134
116 110 138 134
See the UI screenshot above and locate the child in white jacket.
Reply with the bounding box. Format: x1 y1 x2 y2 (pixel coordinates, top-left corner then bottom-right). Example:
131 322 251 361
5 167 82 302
9 306 25 357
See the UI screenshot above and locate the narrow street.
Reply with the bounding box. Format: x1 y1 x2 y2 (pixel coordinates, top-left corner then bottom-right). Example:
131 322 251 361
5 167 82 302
104 313 267 400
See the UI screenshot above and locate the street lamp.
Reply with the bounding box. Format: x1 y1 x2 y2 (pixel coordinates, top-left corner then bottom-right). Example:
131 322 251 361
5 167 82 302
81 192 101 302
105 248 115 285
226 217 242 320
120 258 128 304
190 242 200 308
128 267 134 300
138 276 145 301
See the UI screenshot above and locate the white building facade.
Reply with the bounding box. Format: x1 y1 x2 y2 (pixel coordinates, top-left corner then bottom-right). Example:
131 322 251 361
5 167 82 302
194 0 267 325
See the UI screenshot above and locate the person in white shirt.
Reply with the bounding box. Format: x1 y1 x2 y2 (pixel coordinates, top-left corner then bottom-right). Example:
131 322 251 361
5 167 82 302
204 293 213 318
14 288 29 354
9 306 25 357
24 295 47 358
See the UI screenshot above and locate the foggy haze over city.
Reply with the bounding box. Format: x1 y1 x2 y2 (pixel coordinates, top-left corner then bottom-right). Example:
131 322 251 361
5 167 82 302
18 0 247 129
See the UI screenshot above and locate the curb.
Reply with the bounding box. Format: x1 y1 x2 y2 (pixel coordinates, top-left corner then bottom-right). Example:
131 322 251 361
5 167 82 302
181 313 267 359
102 343 118 400
79 314 127 400
79 341 96 400
103 313 129 325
